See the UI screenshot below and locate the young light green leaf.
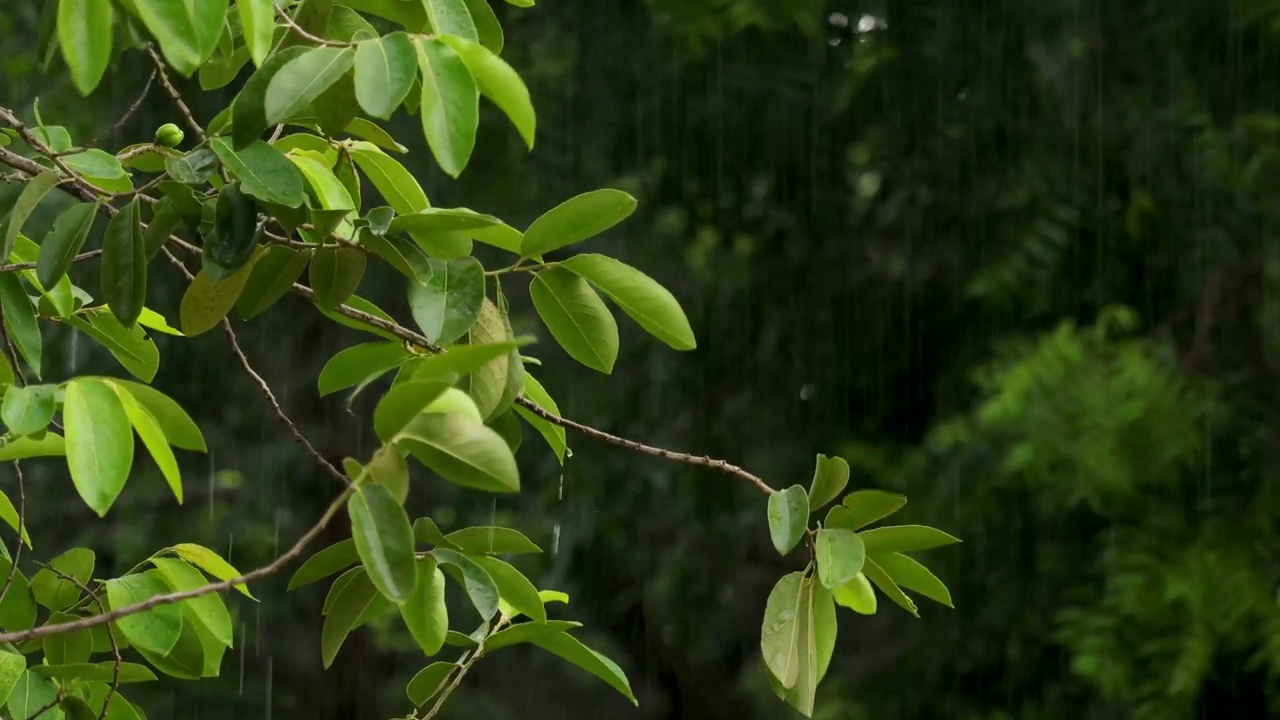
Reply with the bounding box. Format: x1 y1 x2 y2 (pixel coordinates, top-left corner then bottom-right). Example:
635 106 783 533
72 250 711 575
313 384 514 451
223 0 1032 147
288 539 360 590
832 573 877 615
310 246 366 310
471 555 545 623
104 571 184 655
405 342 518 385
238 0 275 66
3 171 62 261
438 35 535 149
836 489 908 530
236 246 314 320
29 662 157 684
559 253 695 351
36 201 98 290
807 454 849 512
862 557 918 617
857 525 961 554
171 542 255 599
514 372 568 464
767 485 809 556
484 620 580 652
110 382 183 503
1 384 56 436
462 0 503 52
415 37 479 178
529 632 637 705
101 196 147 327
775 579 836 717
0 433 64 462
64 309 159 382
761 572 804 688
521 189 637 258
354 32 418 119
529 267 619 374
406 662 455 707
211 138 306 207
265 46 356 125
400 556 448 656
318 341 412 397
407 257 485 344
0 275 40 377
871 552 953 608
347 141 429 214
424 0 478 40
29 548 94 611
127 0 226 75
320 568 378 668
107 380 206 452
63 149 128 191
149 558 233 646
814 528 865 589
349 484 417 604
64 378 134 516
0 490 32 548
431 548 499 620
58 0 115 95
179 252 260 337
395 412 520 493
0 653 27 713
443 526 542 555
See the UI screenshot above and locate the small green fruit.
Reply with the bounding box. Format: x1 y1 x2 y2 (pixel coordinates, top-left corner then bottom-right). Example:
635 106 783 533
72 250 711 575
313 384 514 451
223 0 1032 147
154 123 185 148
425 388 484 423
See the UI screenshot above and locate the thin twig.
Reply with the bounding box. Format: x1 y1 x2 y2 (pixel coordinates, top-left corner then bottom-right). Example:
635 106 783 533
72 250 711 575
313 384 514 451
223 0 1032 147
0 250 101 274
422 618 509 719
78 70 158 151
145 47 206 142
274 2 353 47
0 461 28 609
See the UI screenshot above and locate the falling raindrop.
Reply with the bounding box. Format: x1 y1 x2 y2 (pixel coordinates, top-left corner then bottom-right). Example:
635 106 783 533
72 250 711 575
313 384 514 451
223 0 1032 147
207 451 216 522
264 655 273 720
551 468 565 555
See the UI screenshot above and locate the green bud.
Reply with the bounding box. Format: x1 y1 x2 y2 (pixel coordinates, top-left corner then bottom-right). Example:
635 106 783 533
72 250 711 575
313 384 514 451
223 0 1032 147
154 123 184 148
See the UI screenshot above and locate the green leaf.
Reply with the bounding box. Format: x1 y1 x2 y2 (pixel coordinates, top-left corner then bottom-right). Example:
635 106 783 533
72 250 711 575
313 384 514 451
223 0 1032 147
104 571 184 655
443 526 542 555
349 484 417 603
871 552 953 608
400 556 448 656
236 246 314 319
807 454 849 512
316 294 402 339
309 246 366 310
265 46 356 124
857 525 961 554
529 632 636 705
413 516 457 549
761 572 804 689
164 148 219 185
835 489 907 530
58 0 115 94
833 573 877 615
0 556 35 631
405 341 518 384
64 309 159 382
101 197 147 326
767 485 809 556
438 35 535 149
30 548 94 611
814 528 865 589
354 32 418 119
465 300 521 419
288 539 359 590
107 380 206 452
171 543 254 599
238 0 275 66
0 651 26 710
211 139 306 207
0 433 65 461
484 620 580 652
396 412 520 493
521 189 636 258
0 490 31 548
61 149 128 190
471 554 545 623
150 558 233 646
30 662 157 684
529 267 619 374
559 253 695 351
127 0 226 75
405 662 455 707
415 37 479 178
343 117 408 153
771 578 836 716
231 46 310 147
3 171 62 267
862 557 918 617
4 670 59 720
462 0 503 53
361 447 411 504
347 141 429 214
431 548 498 620
407 257 485 344
179 253 260 336
0 276 40 377
42 614 94 666
514 372 567 464
204 181 260 279
318 341 412 397
288 153 355 211
36 201 98 290
424 0 478 39
64 377 134 516
362 231 431 281
320 568 377 668
389 207 500 235
1 384 56 436
110 383 183 503
372 381 451 441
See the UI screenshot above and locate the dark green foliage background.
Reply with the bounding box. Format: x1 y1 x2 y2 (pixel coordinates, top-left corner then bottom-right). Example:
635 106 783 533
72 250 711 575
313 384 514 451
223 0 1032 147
5 0 1278 718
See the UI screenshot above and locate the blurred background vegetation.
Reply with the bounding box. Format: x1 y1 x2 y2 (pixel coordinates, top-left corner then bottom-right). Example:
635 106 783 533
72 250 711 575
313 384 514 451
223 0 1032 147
5 0 1280 718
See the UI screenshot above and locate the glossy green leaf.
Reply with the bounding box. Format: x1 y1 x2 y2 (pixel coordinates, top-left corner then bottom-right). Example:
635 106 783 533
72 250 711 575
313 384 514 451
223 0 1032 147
806 454 849 512
288 539 360 590
316 294 402 340
857 525 961 554
559 253 696 351
0 651 26 709
108 380 206 452
171 542 254 599
0 276 39 377
349 484 417 604
832 573 877 615
462 0 503 52
127 0 226 75
4 670 59 720
64 377 134 516
529 266 619 374
265 46 355 124
439 35 535 149
406 341 518 385
204 181 260 279
529 632 637 705
862 557 918 617
104 571 184 655
396 412 520 493
361 446 411 504
309 246 366 310
58 0 115 94
30 662 157 684
34 201 95 290
471 554 545 623
179 252 260 336
0 433 65 461
318 341 412 396
431 548 499 620
521 189 636 258
814 528 865 589
443 526 542 555
0 555 35 631
771 578 836 716
61 149 128 190
211 139 306 207
236 246 313 319
407 257 485 344
389 207 500 235
231 46 310 147
405 662 454 707
30 548 94 611
362 231 431 281
347 141 429 214
514 372 568 464
43 614 93 665
164 148 219 185
101 197 147 326
3 171 61 264
465 299 521 418
238 0 275 66
150 558 233 646
400 556 448 656
415 37 479 178
835 489 907 530
0 490 31 547
1 384 56 436
320 568 377 668
110 383 182 502
871 552 953 608
64 309 158 382
767 485 809 556
485 620 580 652
372 380 451 441
354 32 418 119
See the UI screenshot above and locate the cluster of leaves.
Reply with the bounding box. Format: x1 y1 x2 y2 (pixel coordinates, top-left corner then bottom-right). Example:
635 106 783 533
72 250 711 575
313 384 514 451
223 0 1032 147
0 1 959 718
